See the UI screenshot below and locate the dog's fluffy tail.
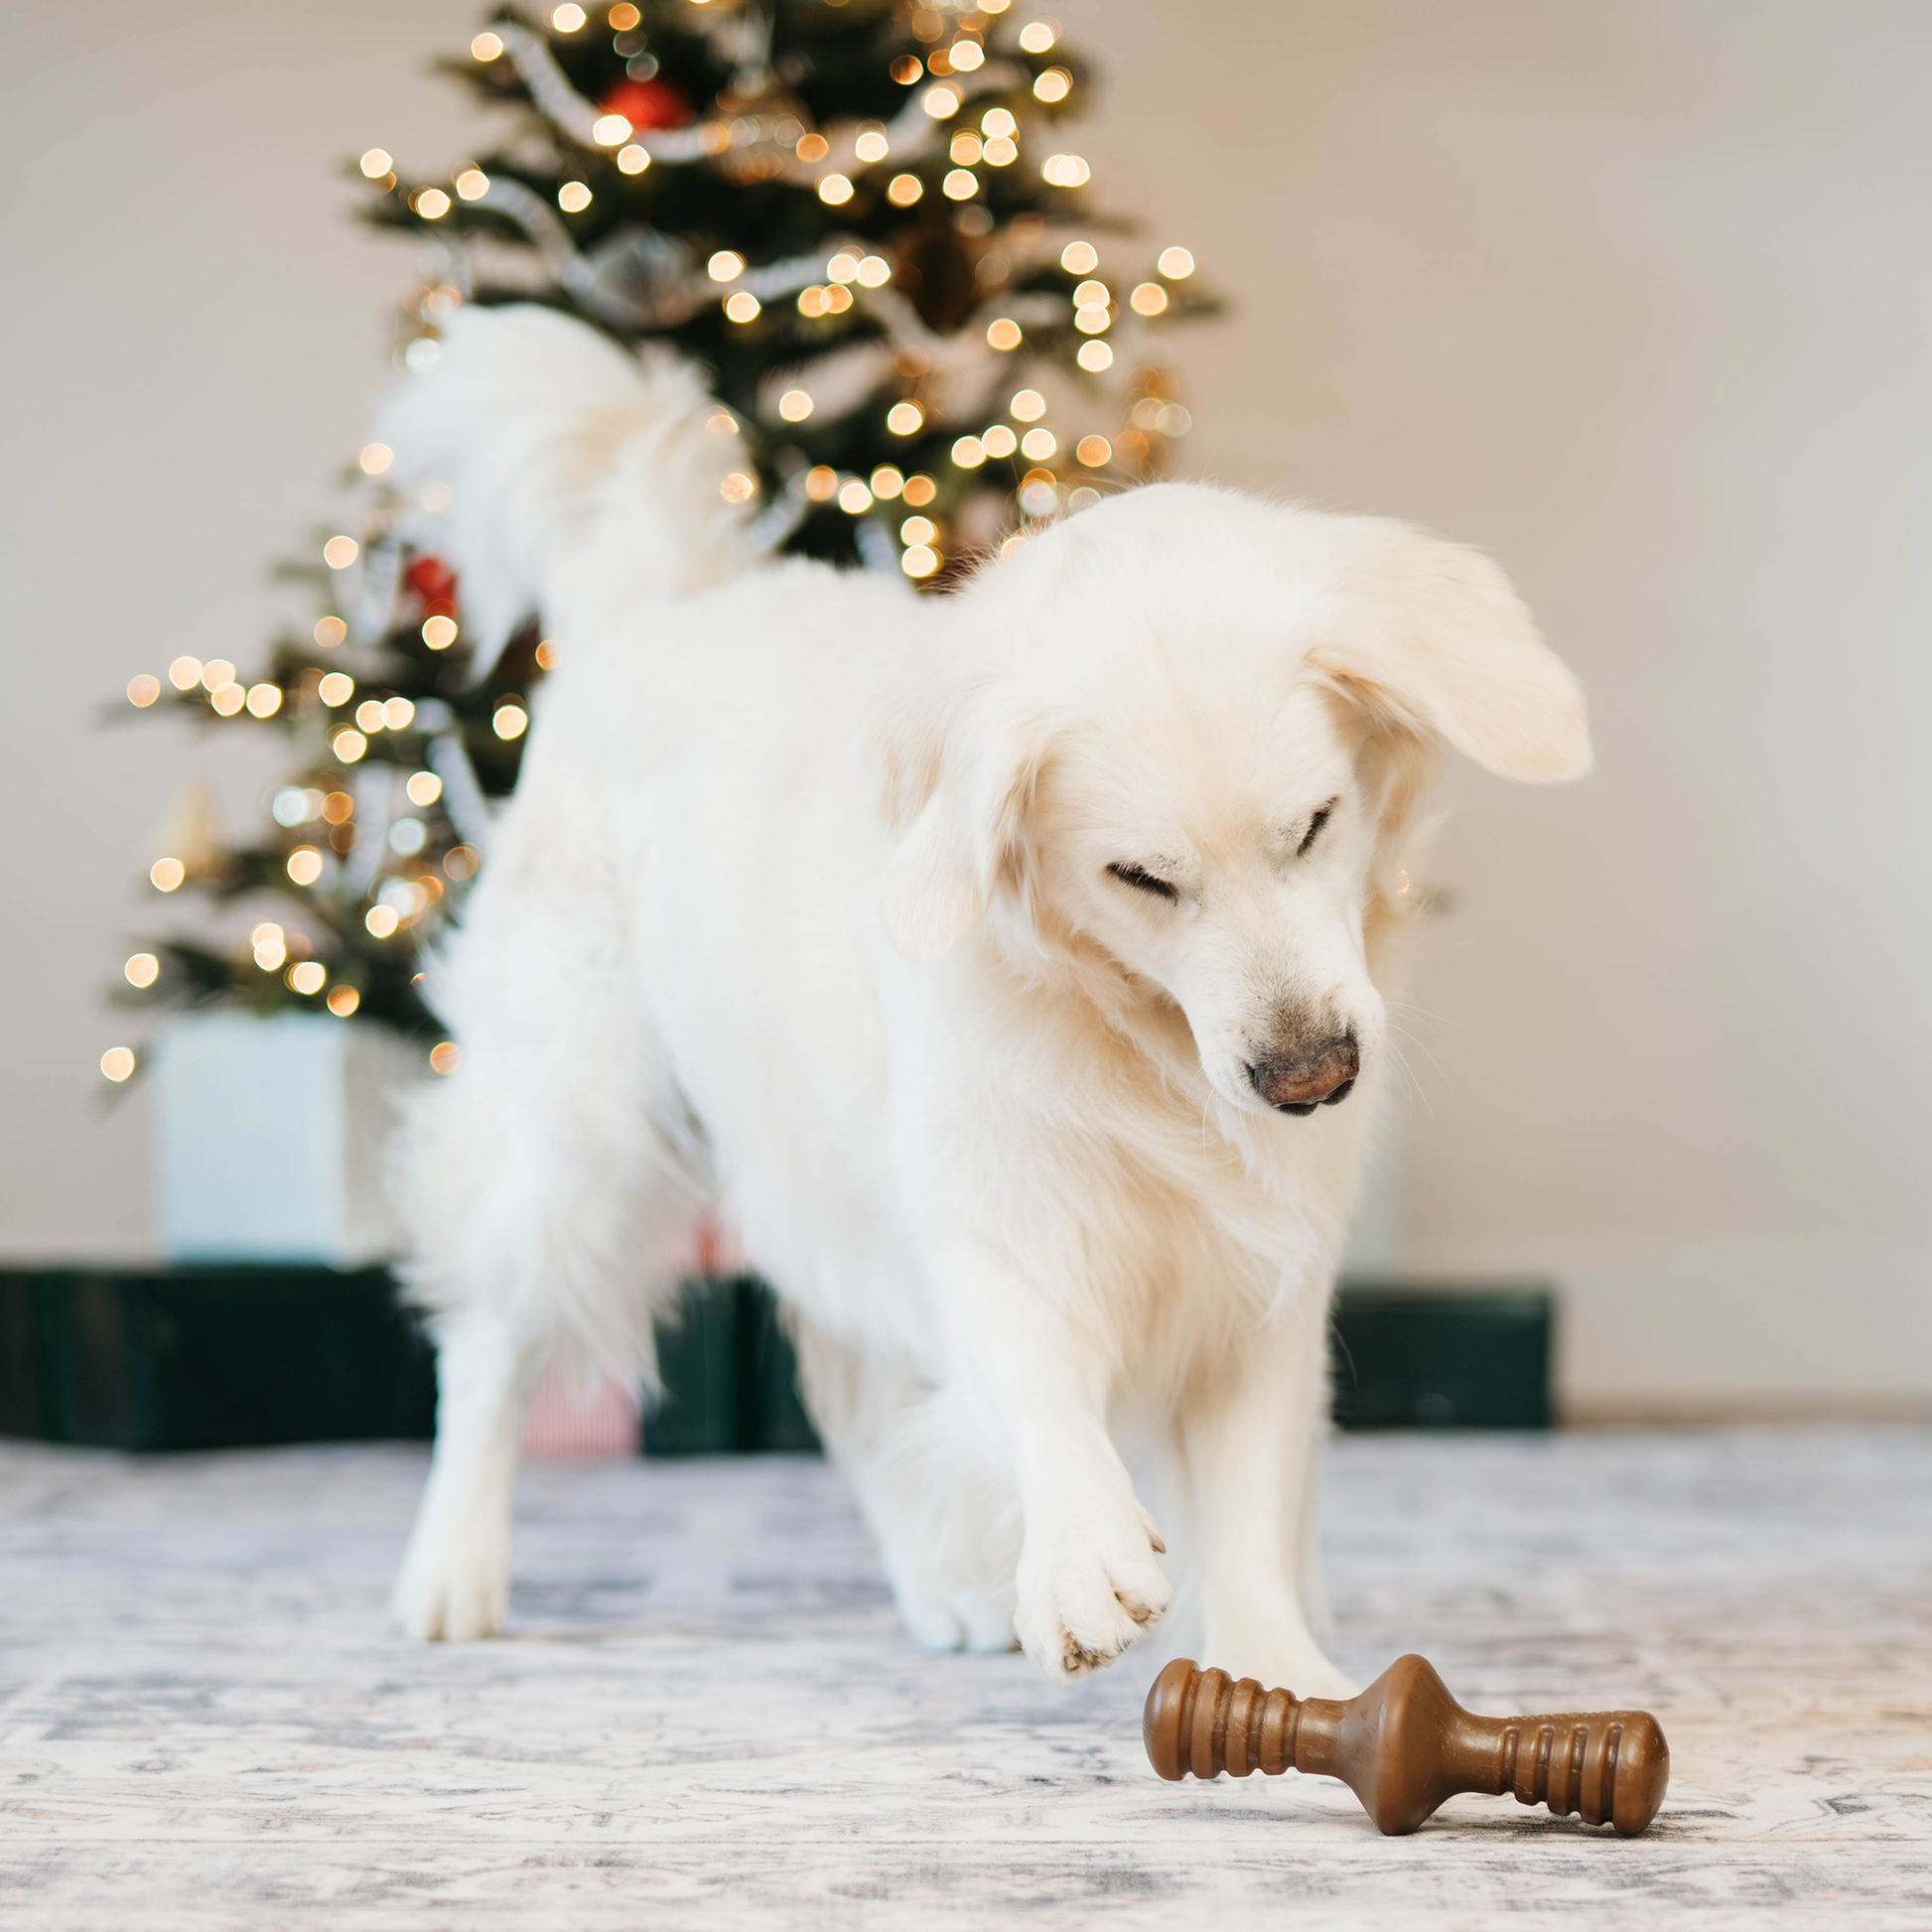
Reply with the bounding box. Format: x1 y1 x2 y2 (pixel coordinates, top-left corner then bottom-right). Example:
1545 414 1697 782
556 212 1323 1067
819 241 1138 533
375 303 757 669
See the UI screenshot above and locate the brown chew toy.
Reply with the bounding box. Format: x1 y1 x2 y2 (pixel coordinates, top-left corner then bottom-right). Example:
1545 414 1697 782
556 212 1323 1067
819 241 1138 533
1144 1654 1669 1837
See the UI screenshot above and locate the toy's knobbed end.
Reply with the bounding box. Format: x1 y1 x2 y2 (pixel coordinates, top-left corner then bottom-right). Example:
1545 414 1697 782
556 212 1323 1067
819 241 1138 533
1143 1659 1307 1782
1143 1658 1197 1780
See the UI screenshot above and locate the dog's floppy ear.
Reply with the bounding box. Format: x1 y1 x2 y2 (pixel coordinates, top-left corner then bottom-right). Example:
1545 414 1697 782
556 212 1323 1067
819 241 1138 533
1310 524 1591 782
870 671 1043 961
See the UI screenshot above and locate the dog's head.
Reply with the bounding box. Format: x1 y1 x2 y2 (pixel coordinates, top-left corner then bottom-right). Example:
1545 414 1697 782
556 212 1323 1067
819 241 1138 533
871 484 1589 1119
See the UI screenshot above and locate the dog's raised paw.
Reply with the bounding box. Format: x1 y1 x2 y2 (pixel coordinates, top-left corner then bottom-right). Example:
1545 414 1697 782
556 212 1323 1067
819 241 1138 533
1014 1518 1173 1681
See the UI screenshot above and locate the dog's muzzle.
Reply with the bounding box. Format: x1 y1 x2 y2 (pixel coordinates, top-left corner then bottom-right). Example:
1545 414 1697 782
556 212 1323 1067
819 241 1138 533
1246 1035 1359 1116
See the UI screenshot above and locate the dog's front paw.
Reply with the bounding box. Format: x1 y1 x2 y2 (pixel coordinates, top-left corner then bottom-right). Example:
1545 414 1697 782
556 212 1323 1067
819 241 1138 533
1015 1511 1172 1680
391 1521 508 1642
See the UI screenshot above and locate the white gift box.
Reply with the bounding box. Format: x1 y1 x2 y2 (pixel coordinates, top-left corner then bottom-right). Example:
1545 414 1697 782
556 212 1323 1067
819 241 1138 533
151 1010 425 1267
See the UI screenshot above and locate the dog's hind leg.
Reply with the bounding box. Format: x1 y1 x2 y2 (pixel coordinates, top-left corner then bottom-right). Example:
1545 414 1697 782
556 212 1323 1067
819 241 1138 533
391 1302 543 1641
391 912 704 1640
791 1320 1017 1653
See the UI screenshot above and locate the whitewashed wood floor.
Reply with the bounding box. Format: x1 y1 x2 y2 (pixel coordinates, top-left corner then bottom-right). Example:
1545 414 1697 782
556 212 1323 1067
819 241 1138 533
2 1428 1929 1930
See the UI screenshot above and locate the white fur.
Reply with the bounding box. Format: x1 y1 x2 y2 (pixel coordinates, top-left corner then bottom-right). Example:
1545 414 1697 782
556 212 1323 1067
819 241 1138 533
385 306 1590 1687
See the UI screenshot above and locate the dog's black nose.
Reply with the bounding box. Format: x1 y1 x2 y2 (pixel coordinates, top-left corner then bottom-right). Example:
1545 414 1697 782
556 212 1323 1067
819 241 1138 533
1247 1035 1359 1115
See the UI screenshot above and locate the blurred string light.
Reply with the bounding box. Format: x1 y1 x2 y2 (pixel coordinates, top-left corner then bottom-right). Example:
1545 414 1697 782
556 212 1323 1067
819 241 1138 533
1033 68 1070 102
492 702 528 740
359 149 392 180
323 535 358 569
314 617 346 646
422 614 458 648
1076 340 1113 371
100 1046 136 1083
287 848 324 887
124 952 160 989
359 442 393 474
871 466 904 498
127 675 160 708
327 986 360 1017
455 169 489 201
151 858 186 893
169 656 202 689
430 1041 461 1075
318 671 354 706
1158 246 1195 278
1018 19 1058 52
558 181 592 212
288 960 328 996
471 31 502 61
405 770 443 806
1060 240 1098 273
252 922 287 972
1010 389 1046 422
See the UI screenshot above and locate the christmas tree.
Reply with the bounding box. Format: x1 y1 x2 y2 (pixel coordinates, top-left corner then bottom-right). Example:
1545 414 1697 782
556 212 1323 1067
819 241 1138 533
104 0 1211 1082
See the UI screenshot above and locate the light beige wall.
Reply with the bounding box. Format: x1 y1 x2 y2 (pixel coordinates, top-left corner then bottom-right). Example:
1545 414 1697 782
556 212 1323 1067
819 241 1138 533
0 1 479 1260
4 3 1926 1408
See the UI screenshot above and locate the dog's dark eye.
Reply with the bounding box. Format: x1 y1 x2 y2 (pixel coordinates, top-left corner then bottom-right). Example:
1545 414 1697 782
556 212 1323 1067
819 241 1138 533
1298 800 1337 859
1107 863 1178 901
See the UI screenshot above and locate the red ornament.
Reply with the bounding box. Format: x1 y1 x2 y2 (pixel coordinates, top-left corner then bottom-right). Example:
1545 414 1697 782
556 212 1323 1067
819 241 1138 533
405 554 459 618
601 75 693 131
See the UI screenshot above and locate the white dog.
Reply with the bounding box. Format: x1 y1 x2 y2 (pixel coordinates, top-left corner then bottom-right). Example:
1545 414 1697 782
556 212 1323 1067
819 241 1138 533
381 306 1589 1692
